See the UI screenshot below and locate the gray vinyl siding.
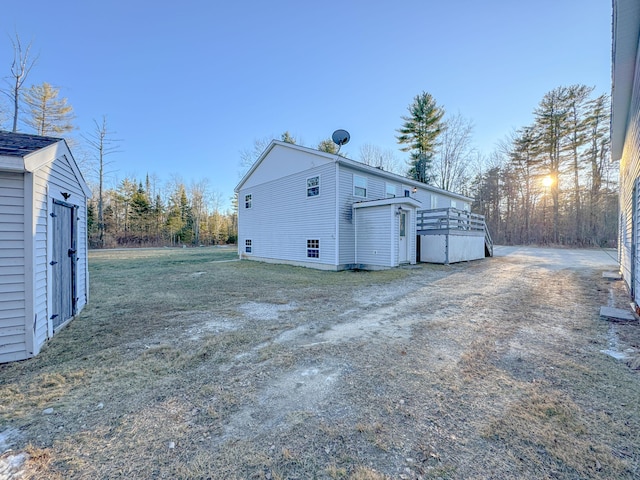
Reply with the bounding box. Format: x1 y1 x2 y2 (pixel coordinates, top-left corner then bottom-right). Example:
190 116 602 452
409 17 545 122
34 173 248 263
618 30 640 297
355 205 393 267
0 171 27 362
33 154 88 348
238 163 336 266
337 165 393 265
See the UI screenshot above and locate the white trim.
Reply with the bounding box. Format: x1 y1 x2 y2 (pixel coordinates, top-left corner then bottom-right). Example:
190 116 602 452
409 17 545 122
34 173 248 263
0 156 25 171
352 196 421 209
24 141 92 197
23 172 36 356
306 174 321 198
46 189 54 339
334 162 340 267
390 206 395 266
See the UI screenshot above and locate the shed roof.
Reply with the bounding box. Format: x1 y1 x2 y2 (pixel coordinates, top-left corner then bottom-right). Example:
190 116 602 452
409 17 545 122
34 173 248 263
0 131 61 157
0 131 91 197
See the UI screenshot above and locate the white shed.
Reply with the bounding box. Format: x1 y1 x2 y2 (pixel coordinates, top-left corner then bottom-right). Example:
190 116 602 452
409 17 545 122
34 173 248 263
0 132 90 363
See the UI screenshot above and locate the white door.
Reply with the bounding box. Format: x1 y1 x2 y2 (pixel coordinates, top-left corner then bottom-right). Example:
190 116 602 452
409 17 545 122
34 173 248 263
399 211 409 263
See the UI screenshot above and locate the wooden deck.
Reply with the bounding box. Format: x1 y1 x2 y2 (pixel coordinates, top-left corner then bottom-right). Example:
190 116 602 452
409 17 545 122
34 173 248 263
416 208 493 257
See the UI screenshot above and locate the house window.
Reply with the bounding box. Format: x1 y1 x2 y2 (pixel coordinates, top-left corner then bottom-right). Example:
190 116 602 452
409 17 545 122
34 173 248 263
451 200 457 209
354 175 367 198
307 239 319 258
386 183 396 198
307 176 320 197
245 239 252 253
245 194 252 209
431 195 438 209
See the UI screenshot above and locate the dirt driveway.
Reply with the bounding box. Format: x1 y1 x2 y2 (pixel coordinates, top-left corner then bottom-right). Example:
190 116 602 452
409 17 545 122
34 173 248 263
1 246 639 479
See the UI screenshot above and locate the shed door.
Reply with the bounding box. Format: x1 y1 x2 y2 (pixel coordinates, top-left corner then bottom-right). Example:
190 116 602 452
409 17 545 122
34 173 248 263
51 200 77 331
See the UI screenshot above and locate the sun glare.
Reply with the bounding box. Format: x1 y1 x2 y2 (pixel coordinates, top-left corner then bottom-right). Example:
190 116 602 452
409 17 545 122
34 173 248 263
542 176 553 188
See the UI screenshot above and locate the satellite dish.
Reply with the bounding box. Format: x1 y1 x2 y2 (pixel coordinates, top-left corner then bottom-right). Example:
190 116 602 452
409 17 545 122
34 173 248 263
331 129 350 147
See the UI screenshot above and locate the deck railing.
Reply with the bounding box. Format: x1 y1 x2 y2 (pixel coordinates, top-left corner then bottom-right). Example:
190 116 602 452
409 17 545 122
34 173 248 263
416 208 493 257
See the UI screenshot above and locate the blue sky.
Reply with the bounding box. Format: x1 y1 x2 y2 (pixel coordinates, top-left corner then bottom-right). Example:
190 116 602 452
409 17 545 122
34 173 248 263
1 1 612 209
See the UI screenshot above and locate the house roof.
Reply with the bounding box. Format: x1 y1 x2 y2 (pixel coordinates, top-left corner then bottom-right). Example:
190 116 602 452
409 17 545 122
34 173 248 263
611 0 640 161
235 140 472 202
0 131 91 197
0 131 60 157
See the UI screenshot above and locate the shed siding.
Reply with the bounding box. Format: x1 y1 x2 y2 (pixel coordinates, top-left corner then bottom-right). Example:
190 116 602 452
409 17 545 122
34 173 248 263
618 29 640 297
0 171 27 362
238 162 336 267
33 154 88 349
355 205 393 267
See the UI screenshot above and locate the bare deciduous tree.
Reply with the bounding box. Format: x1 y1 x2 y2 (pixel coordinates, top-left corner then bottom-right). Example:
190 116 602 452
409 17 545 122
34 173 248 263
82 116 121 247
432 113 475 193
3 34 38 132
358 143 403 174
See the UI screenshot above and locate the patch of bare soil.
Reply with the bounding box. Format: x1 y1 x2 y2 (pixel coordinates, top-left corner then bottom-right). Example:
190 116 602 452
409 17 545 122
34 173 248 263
1 246 639 479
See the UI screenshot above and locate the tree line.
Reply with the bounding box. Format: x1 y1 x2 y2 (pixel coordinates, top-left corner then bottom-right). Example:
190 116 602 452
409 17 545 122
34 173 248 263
88 176 237 248
3 33 617 248
468 86 615 246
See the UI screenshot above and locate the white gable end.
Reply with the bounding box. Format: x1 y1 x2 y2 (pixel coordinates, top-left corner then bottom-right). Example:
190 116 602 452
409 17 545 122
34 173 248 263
241 143 334 190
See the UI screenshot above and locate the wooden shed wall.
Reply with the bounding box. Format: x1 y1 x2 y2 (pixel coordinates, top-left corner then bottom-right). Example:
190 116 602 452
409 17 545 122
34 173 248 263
0 171 27 363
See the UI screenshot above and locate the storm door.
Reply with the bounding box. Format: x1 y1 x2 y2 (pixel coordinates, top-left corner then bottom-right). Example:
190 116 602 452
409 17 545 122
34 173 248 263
51 199 77 331
399 210 409 263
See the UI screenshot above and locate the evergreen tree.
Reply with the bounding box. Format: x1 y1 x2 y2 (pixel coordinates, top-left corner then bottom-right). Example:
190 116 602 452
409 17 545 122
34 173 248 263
397 91 445 183
281 131 296 144
317 138 338 154
23 82 74 136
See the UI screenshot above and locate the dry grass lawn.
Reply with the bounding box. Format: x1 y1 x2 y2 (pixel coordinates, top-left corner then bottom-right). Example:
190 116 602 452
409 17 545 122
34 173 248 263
0 245 639 479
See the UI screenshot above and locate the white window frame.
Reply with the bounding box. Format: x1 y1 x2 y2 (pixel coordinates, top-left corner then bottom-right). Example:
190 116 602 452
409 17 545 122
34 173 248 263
430 195 438 209
451 200 457 209
385 183 396 198
307 239 320 258
245 239 252 253
244 193 252 209
307 175 320 198
353 175 367 198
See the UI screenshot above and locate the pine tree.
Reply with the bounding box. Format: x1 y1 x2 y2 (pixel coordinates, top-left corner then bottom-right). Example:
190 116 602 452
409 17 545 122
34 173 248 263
23 82 74 136
317 138 338 154
397 92 445 183
281 131 296 144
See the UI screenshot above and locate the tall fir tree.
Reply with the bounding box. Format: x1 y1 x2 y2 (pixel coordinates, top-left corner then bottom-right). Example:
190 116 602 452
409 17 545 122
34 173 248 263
397 91 445 183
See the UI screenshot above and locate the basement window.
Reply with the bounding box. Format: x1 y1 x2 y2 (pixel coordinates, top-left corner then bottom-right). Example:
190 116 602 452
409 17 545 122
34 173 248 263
245 239 252 253
244 194 252 209
307 239 319 258
307 176 320 197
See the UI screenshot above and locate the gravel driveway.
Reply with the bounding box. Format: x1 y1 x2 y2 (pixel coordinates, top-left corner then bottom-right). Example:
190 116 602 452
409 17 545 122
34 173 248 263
1 245 638 480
